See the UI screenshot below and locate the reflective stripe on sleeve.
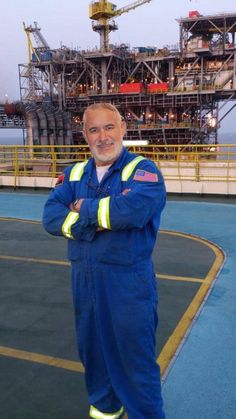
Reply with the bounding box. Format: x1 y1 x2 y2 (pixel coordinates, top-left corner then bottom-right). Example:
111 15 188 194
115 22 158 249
89 405 124 419
61 211 80 239
98 196 111 229
121 156 145 181
69 160 88 181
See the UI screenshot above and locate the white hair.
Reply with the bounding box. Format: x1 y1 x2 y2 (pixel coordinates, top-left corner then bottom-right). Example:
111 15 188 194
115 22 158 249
83 102 122 126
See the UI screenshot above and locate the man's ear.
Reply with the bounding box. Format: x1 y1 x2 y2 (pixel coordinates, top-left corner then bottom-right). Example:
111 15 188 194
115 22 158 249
121 120 127 136
82 128 88 143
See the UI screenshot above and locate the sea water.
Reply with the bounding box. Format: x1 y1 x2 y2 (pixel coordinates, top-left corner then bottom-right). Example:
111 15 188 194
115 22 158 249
0 129 24 145
0 128 235 146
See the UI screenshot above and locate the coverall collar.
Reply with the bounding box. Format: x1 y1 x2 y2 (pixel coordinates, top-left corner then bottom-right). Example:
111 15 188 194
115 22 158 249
87 147 130 175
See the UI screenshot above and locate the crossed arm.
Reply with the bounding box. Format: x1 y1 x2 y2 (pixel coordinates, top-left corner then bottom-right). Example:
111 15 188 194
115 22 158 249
43 167 166 241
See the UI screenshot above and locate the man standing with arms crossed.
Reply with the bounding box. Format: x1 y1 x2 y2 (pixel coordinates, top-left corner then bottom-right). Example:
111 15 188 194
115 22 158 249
43 103 166 419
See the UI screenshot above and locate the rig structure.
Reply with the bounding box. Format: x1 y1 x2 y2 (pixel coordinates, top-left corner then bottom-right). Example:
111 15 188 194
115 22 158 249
17 3 236 146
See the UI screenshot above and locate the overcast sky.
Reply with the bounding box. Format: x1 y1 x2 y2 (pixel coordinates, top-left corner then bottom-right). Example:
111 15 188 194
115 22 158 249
1 0 236 134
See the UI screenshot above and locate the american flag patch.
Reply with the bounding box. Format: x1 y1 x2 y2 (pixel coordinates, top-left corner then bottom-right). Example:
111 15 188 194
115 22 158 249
133 169 158 182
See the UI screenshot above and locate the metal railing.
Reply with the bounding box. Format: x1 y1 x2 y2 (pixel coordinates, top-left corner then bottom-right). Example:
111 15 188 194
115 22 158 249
0 144 236 187
0 115 25 129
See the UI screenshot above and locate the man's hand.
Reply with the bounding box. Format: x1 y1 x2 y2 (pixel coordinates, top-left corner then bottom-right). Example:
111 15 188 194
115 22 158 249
122 188 131 195
69 198 84 212
121 189 131 195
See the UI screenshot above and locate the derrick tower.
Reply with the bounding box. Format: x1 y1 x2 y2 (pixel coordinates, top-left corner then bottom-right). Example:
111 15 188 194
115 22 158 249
19 8 236 146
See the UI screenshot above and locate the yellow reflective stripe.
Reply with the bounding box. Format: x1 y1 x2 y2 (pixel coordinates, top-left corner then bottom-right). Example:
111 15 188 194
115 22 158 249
98 196 111 229
61 211 79 239
121 156 145 181
89 405 124 419
69 160 88 181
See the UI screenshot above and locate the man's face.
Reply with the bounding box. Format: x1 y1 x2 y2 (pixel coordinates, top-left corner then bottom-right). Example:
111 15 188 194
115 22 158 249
83 108 126 166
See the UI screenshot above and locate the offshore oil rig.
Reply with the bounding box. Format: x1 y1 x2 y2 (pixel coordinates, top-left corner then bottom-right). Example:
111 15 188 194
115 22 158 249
3 1 236 146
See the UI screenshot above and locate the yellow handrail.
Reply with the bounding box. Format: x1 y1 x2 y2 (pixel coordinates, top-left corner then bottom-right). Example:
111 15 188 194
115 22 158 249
0 143 236 184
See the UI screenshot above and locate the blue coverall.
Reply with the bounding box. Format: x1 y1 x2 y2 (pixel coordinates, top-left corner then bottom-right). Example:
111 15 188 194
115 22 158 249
43 147 166 419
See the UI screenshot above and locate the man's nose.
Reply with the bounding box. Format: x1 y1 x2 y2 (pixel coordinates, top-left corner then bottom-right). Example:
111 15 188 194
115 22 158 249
99 129 107 140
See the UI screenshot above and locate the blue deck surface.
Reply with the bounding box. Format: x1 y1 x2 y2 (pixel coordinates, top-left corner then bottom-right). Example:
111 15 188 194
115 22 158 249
0 192 236 418
161 201 236 419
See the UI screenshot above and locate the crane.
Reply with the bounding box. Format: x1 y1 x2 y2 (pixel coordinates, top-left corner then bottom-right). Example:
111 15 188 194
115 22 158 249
23 21 50 63
89 0 153 52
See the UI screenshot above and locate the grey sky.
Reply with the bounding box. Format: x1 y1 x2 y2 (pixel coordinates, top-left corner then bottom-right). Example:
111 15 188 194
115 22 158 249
1 0 236 134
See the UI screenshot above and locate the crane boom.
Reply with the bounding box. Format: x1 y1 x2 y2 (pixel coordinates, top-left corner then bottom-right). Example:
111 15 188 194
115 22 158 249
23 22 50 49
114 0 152 17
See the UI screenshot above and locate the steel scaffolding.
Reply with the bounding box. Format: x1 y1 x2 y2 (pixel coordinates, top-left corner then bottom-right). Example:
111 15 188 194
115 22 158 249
18 11 236 146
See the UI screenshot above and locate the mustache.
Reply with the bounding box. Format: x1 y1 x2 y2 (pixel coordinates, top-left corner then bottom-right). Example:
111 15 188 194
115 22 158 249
96 140 114 147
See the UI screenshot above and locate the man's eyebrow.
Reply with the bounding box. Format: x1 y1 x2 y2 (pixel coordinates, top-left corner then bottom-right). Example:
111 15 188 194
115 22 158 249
88 123 115 130
105 123 115 127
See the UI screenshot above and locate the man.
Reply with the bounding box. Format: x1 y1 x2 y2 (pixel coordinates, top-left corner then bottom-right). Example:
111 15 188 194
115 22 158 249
43 103 166 419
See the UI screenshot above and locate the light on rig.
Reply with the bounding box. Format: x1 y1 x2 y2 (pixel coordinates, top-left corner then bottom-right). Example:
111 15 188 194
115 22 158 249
124 140 149 146
208 116 217 128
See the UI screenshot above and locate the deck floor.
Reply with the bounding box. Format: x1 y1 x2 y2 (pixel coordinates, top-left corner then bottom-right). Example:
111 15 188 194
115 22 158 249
0 191 234 418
